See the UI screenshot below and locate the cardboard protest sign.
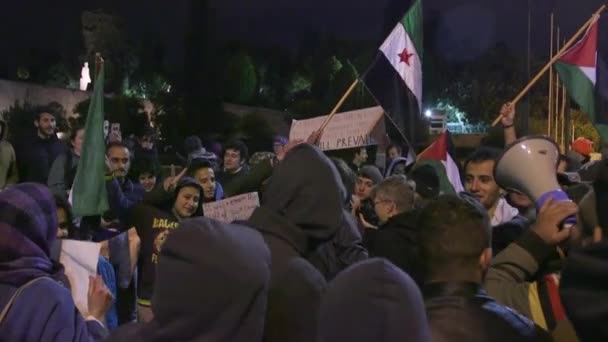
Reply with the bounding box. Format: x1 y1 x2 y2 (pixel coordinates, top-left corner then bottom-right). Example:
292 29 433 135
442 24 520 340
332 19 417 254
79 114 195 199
203 192 260 223
58 240 101 315
289 106 386 151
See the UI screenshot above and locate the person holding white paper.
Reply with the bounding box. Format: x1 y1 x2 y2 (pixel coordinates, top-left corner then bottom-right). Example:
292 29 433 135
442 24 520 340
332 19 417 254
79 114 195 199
0 183 112 341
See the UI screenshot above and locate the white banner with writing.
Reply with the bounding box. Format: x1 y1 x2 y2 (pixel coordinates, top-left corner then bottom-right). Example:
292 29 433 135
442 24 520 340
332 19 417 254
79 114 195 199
203 192 260 223
289 106 386 151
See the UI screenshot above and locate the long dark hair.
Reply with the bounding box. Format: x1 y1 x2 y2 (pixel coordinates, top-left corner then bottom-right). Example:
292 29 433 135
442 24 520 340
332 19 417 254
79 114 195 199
53 193 77 239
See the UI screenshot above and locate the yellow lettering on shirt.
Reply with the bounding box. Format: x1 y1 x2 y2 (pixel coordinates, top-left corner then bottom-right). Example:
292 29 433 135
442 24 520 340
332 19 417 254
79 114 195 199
152 218 179 230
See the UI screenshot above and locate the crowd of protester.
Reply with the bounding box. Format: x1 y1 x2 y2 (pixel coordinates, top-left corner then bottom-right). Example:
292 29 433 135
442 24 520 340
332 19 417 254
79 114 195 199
0 103 607 342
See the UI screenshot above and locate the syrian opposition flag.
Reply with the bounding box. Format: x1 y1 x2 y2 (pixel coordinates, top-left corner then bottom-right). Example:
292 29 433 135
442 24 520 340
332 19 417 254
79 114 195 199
555 14 608 143
362 0 422 138
418 131 464 193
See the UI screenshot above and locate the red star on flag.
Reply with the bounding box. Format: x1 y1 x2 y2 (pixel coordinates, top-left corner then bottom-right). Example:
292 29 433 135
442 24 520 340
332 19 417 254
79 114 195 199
398 48 414 66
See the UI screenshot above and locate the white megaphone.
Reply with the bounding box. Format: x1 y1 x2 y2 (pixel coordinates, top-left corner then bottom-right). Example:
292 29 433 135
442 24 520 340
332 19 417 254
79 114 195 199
494 136 576 226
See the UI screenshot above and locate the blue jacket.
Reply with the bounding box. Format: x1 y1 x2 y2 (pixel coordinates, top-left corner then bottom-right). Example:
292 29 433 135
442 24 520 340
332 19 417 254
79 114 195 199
0 278 107 341
106 178 145 227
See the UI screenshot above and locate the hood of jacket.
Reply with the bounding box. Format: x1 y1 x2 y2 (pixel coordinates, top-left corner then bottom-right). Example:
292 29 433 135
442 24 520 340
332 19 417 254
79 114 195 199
251 144 346 254
318 258 430 342
125 217 271 341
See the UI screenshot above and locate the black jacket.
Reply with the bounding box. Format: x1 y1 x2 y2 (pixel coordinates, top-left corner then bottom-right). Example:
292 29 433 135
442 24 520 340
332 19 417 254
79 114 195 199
13 134 66 184
107 217 271 342
318 258 430 342
308 209 368 280
423 282 552 342
247 144 345 341
492 215 530 256
364 210 424 285
561 241 608 342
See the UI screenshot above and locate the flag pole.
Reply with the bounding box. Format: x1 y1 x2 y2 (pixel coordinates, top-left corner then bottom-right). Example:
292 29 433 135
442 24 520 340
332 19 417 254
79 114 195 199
95 52 104 78
560 81 567 151
491 4 606 127
317 79 359 133
554 28 561 141
547 13 554 136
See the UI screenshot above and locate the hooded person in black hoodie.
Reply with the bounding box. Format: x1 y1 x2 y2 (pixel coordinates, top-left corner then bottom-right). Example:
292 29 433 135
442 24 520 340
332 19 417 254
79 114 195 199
108 217 271 342
128 177 203 322
307 157 368 281
246 143 345 341
318 258 430 342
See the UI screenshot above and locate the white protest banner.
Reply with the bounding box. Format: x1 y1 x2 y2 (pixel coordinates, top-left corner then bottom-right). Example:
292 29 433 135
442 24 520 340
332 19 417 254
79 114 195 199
289 106 386 151
59 240 101 316
203 192 260 223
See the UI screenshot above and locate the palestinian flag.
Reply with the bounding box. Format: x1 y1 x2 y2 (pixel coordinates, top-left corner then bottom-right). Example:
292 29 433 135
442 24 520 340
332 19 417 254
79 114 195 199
555 14 608 144
418 130 464 193
362 0 423 137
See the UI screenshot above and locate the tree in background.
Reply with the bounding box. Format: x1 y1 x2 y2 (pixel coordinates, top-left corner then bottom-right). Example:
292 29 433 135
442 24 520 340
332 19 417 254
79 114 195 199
1 101 69 141
237 114 275 153
82 10 139 93
222 51 257 104
74 95 146 138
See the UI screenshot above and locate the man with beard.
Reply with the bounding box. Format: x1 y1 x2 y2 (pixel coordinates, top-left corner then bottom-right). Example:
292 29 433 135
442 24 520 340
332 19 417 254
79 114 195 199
13 110 66 184
105 142 145 229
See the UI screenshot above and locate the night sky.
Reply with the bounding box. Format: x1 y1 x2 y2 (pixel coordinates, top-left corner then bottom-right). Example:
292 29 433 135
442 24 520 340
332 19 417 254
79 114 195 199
0 0 603 70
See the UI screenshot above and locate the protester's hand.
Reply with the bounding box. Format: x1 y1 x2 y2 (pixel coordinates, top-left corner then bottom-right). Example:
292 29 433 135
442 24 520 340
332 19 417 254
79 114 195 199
351 195 361 215
99 241 110 259
532 197 578 245
163 167 188 192
593 226 603 243
359 213 378 230
276 139 304 162
87 275 113 321
104 156 113 176
500 102 515 127
307 130 323 146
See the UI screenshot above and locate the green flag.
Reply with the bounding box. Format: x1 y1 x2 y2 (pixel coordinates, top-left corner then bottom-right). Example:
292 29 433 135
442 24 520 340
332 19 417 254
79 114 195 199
72 67 109 216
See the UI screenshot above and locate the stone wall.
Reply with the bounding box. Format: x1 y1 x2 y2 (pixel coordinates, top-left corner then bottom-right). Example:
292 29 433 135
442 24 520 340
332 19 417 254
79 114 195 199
0 79 154 117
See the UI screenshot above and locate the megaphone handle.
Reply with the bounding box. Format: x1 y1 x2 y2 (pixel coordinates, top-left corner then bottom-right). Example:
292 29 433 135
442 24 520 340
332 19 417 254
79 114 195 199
537 190 577 226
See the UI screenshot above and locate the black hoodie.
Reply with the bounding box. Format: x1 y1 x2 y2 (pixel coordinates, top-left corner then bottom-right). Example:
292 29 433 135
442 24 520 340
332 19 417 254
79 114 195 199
246 144 345 341
108 217 271 341
364 210 425 285
248 143 346 263
318 258 430 342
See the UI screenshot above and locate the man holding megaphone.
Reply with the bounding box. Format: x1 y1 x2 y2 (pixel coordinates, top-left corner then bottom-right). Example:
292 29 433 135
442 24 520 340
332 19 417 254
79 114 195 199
484 134 584 339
